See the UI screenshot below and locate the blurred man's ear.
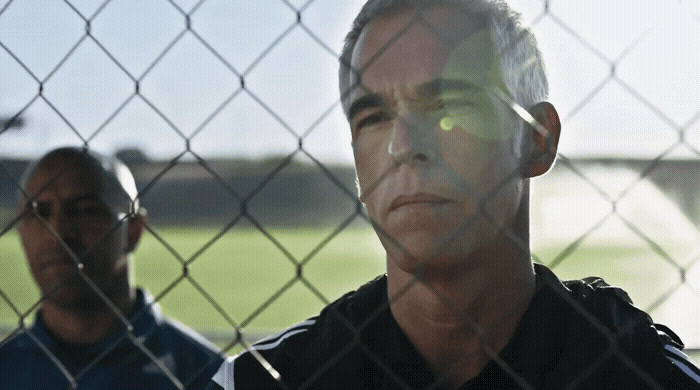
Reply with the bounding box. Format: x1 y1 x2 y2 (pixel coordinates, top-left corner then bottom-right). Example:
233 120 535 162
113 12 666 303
125 208 147 254
525 101 561 178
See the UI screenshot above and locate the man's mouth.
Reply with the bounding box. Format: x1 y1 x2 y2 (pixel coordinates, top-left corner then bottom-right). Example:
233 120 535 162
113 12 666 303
389 193 454 211
38 252 76 270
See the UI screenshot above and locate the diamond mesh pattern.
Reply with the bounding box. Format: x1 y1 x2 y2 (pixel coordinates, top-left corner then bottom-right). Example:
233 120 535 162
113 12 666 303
1 0 698 388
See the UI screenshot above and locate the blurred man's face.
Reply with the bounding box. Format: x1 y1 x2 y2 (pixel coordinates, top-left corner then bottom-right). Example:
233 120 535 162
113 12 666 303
348 6 524 273
18 161 129 310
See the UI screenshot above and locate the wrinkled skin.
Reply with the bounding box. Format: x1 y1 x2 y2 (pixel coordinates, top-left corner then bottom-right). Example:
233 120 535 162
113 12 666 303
348 6 524 274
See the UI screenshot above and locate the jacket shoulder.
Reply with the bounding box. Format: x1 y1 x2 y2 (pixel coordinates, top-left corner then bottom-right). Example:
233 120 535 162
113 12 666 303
546 268 700 388
210 275 388 389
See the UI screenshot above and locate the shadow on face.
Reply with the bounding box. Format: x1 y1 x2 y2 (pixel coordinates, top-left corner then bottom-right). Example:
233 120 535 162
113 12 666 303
17 153 132 311
347 6 526 271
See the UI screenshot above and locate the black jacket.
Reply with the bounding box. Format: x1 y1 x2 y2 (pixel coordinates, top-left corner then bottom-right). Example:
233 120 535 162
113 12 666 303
210 264 700 389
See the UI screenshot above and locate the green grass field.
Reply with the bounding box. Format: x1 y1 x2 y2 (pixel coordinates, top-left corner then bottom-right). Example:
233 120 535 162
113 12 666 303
0 225 387 341
1 226 698 360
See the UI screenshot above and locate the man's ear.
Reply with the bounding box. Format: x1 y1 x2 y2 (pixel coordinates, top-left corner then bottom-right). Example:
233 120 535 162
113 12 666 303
525 101 561 178
125 208 146 253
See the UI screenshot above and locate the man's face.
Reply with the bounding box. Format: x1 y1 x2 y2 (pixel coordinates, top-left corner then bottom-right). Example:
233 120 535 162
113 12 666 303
348 6 524 273
17 162 130 310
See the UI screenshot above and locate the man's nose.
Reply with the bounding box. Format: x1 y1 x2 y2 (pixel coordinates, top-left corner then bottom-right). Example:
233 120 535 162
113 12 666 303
388 111 436 165
45 209 76 243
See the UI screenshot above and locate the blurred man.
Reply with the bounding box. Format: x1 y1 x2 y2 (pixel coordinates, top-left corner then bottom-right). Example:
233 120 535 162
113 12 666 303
210 0 700 389
1 147 223 389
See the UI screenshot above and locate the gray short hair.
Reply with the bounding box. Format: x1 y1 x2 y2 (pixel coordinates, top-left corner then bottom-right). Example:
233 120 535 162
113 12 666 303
339 0 548 116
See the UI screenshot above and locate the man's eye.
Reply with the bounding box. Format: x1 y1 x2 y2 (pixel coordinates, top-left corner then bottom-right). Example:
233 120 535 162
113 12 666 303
354 112 392 132
81 206 104 216
35 202 52 218
71 204 111 219
436 98 475 111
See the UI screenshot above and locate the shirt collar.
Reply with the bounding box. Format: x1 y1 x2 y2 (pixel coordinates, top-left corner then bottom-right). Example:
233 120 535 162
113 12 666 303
29 288 161 359
354 266 569 389
478 264 567 389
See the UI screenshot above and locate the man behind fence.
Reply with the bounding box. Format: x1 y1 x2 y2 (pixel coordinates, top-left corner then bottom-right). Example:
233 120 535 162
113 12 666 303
211 0 700 389
0 147 223 389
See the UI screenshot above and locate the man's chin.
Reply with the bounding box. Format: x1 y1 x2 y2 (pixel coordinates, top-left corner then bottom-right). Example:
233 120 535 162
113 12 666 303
42 285 107 312
384 234 481 275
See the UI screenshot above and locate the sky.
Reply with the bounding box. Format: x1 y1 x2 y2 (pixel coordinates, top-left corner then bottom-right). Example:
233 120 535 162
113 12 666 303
0 0 699 164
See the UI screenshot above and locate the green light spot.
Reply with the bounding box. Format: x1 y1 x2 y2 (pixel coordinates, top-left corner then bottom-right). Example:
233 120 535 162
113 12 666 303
440 116 455 131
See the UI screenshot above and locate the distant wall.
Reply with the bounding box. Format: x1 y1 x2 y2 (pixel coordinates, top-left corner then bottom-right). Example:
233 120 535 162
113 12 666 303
3 157 699 228
135 163 359 227
0 158 358 228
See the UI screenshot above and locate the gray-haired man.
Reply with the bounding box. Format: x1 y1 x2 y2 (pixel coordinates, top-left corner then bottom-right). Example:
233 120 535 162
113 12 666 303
210 1 700 388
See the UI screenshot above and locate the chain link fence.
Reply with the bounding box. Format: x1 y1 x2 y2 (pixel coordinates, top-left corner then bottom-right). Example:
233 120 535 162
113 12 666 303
1 0 699 388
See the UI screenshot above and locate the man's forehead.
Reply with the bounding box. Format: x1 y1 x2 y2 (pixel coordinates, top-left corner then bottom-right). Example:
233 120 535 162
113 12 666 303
28 165 103 199
349 6 500 99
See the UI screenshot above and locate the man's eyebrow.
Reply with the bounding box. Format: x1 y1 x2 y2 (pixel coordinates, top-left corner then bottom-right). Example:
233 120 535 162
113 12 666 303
346 79 480 119
347 94 386 121
30 194 101 203
418 78 481 95
24 195 104 212
65 194 106 204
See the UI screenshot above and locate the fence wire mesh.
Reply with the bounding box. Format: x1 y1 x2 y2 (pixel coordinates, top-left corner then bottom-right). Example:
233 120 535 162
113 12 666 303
0 0 699 389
